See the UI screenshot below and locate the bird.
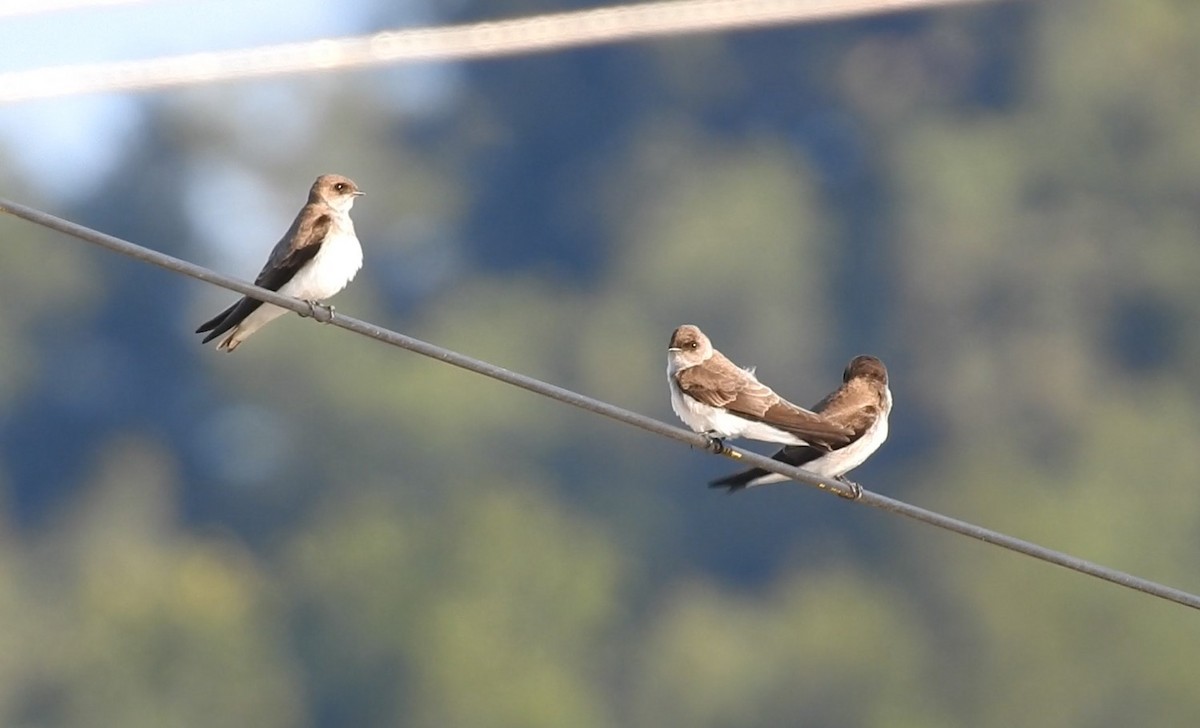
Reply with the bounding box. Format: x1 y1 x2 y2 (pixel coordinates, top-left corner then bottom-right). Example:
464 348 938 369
195 173 365 352
710 355 891 496
667 324 852 453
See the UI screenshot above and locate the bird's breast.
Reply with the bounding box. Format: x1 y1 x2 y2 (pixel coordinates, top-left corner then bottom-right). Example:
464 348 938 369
285 226 363 301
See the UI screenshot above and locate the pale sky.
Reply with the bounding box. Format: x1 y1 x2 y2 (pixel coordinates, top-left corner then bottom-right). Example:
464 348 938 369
0 0 448 201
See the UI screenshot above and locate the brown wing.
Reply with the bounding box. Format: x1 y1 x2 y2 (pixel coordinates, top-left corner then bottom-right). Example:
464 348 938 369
254 210 330 290
676 361 851 447
811 378 885 440
196 209 330 342
710 380 885 492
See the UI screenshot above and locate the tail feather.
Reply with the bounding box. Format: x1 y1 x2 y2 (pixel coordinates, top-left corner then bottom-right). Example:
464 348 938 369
196 301 238 335
708 469 767 493
200 323 234 345
216 333 241 353
197 298 263 345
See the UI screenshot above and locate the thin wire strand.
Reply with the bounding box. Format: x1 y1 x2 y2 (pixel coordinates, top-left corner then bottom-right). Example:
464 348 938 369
2 196 1198 611
0 0 998 104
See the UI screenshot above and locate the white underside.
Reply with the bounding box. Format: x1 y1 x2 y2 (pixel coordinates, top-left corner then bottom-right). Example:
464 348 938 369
667 359 809 446
219 226 362 350
746 388 892 487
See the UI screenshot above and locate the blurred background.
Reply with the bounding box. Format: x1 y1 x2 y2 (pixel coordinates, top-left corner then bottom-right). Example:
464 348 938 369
3 0 1200 725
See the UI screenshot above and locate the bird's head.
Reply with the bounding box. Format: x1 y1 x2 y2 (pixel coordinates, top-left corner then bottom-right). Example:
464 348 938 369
844 355 888 385
312 173 365 211
668 324 712 369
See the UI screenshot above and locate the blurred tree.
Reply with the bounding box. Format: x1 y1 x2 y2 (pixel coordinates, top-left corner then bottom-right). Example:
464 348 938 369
627 571 949 728
284 482 623 727
0 437 302 727
1 0 1199 725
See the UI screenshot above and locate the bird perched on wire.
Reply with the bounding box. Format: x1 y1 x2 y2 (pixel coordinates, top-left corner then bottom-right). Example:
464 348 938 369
666 324 852 455
710 355 891 498
196 173 365 352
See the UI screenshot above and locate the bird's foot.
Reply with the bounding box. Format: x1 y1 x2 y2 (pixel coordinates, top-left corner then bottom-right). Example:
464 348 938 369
702 433 742 460
834 474 863 500
304 300 336 323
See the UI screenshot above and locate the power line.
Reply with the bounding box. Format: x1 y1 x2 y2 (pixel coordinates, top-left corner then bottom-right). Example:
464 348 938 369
3 198 1198 611
0 0 1001 104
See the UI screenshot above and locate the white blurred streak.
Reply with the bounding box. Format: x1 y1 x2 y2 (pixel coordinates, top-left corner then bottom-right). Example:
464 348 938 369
0 0 154 18
0 0 995 103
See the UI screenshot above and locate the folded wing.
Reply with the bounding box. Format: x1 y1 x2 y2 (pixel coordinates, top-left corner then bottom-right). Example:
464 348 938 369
195 213 330 343
710 381 884 491
676 363 851 448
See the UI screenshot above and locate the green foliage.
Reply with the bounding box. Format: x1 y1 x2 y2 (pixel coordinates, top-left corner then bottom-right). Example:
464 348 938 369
4 0 1200 725
0 439 301 727
285 483 623 727
0 218 103 407
629 572 948 728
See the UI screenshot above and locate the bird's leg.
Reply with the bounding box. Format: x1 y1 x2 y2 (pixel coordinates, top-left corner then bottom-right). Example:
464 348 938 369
304 300 336 323
834 474 863 500
702 432 742 460
702 432 725 454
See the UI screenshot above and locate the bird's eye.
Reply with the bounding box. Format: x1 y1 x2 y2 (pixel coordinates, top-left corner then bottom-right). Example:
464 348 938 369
334 182 346 191
688 341 698 349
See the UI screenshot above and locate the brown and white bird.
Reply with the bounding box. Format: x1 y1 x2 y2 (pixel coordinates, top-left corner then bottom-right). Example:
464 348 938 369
710 355 891 492
667 324 852 449
196 173 365 352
